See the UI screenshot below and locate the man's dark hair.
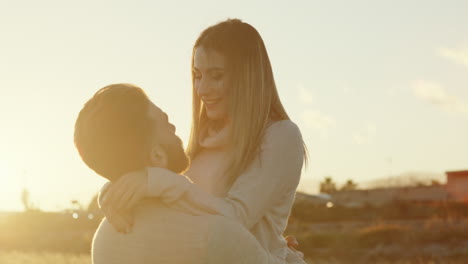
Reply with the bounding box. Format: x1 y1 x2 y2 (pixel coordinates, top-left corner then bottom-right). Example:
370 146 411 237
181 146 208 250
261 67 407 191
74 83 156 182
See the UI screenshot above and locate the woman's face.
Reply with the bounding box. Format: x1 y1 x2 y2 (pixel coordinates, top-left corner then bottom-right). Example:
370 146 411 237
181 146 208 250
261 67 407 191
193 47 228 121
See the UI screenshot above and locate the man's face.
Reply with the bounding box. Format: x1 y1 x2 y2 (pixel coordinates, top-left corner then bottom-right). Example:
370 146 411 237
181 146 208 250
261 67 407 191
147 103 189 173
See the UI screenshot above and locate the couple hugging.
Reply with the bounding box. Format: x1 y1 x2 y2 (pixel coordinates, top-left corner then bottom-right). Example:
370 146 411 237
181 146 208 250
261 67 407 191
74 19 308 264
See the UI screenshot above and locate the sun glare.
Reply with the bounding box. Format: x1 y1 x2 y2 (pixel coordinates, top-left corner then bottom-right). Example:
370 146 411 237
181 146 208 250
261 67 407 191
0 161 19 209
0 161 14 182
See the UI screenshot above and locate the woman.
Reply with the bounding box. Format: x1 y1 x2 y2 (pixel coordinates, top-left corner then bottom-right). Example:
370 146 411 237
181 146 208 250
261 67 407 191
102 18 308 264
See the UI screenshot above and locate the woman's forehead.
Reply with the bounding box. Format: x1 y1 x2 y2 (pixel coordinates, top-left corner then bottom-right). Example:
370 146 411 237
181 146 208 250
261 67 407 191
193 47 226 70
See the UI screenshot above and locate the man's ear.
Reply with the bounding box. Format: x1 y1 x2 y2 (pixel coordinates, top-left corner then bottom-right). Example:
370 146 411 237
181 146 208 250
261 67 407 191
149 145 168 168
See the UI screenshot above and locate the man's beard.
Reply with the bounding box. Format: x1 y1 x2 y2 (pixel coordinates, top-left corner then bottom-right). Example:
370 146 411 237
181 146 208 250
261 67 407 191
161 142 190 174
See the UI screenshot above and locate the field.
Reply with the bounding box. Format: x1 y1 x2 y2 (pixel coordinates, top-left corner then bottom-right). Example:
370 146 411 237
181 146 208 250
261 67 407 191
1 252 467 264
0 251 89 264
1 200 468 263
286 218 468 263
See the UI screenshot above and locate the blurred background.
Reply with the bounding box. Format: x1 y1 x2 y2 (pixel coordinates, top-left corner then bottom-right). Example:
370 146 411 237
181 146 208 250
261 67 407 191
0 0 467 263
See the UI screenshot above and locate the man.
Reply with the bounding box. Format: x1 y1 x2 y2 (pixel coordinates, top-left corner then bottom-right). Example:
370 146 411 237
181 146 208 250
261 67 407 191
74 83 270 264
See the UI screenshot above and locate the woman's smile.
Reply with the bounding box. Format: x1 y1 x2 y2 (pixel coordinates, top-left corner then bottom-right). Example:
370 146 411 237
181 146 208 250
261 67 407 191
203 97 222 108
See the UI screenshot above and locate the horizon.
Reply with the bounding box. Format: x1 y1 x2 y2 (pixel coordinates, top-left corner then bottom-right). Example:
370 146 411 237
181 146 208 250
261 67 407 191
0 170 457 213
1 0 467 211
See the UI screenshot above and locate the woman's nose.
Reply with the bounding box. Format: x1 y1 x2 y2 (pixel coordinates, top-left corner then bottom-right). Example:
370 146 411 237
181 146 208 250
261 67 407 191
196 78 211 97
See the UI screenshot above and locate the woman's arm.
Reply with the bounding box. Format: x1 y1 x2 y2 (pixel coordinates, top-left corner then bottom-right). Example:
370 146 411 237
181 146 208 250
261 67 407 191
146 120 304 229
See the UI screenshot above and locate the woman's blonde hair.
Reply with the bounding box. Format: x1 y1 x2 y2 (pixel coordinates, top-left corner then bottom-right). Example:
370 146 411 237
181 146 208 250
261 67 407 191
187 19 307 189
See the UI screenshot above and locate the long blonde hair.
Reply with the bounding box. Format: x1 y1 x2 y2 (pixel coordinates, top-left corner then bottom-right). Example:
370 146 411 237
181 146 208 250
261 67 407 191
187 19 307 189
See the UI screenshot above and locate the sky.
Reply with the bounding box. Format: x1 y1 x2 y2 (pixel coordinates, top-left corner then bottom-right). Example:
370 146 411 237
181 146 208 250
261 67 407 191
0 0 467 211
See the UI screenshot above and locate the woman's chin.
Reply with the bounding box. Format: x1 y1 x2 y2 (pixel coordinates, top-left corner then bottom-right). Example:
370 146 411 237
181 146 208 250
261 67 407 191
206 111 224 121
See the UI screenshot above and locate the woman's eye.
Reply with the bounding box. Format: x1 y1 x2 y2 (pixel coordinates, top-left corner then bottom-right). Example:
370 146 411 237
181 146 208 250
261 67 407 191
212 73 223 80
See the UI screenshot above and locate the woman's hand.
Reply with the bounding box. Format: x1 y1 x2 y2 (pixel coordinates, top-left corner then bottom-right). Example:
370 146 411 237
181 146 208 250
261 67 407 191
285 235 304 258
285 235 299 249
100 169 148 233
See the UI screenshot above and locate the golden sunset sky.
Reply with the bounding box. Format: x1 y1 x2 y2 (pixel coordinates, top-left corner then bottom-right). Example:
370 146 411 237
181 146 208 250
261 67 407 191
1 0 467 211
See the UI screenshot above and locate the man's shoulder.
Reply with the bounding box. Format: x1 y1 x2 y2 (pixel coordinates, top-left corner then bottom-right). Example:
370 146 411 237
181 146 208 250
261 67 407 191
93 207 218 264
206 216 269 264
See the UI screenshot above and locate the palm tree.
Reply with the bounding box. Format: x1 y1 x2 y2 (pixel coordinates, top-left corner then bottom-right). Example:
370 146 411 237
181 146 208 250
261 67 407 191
320 176 337 194
21 188 34 211
341 179 358 191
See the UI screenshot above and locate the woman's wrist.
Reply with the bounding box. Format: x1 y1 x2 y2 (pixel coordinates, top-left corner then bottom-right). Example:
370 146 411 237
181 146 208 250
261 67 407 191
145 167 194 203
144 167 151 197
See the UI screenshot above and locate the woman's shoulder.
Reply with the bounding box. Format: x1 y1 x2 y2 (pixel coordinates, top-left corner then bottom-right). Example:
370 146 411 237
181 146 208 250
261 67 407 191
262 120 304 153
265 119 302 139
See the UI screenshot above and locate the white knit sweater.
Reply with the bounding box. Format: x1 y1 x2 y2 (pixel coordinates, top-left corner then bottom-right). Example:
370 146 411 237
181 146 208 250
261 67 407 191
92 201 272 264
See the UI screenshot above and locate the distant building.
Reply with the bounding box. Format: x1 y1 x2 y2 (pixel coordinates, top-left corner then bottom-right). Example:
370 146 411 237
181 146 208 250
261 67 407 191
330 171 468 207
445 170 468 203
331 185 450 207
295 192 333 207
301 169 468 208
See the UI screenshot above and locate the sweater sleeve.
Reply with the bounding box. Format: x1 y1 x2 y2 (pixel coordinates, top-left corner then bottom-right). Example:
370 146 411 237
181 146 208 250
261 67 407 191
145 120 304 229
97 182 112 209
